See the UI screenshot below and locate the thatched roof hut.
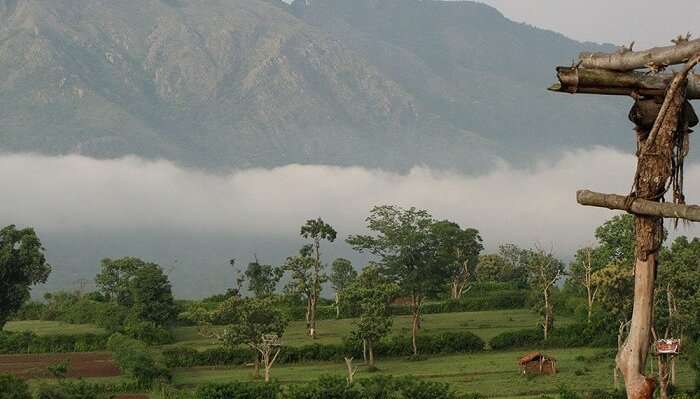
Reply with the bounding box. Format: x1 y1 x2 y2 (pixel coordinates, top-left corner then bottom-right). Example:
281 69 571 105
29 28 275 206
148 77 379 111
518 352 557 375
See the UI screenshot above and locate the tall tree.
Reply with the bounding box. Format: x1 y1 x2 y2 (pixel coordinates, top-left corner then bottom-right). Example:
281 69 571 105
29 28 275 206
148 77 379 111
345 266 398 369
498 243 531 288
128 263 178 326
283 249 318 336
569 246 603 323
329 258 357 318
95 257 176 326
245 260 283 298
299 218 337 338
0 225 50 329
430 221 483 299
348 205 450 355
194 297 287 382
527 247 564 340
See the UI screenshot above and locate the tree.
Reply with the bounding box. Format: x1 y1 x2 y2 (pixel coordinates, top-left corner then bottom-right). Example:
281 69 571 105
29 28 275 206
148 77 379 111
299 218 337 338
199 297 288 382
569 246 603 323
245 260 283 298
497 243 531 288
654 236 700 393
329 258 357 318
348 205 450 355
476 254 511 284
283 251 317 335
595 214 635 267
344 266 398 369
527 247 564 341
569 215 637 324
128 263 178 326
430 221 483 299
0 225 50 329
95 257 177 326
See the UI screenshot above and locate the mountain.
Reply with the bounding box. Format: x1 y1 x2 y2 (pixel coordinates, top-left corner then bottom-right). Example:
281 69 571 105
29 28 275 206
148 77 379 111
0 0 630 172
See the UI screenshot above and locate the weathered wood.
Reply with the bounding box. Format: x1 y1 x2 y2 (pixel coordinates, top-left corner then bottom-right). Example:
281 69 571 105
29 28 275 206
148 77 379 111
580 38 700 71
576 190 700 221
549 67 700 99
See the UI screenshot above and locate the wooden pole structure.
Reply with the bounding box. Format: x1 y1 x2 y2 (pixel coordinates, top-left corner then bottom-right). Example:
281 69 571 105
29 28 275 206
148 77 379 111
550 37 700 399
576 190 700 222
549 67 700 99
580 36 700 71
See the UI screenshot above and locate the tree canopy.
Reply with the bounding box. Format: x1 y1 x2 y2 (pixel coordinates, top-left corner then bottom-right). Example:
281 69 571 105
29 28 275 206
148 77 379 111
0 225 50 328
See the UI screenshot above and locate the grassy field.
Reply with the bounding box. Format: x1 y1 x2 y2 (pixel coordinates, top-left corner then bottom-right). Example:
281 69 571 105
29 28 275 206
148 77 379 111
3 320 106 336
171 348 694 398
6 310 691 398
170 309 566 349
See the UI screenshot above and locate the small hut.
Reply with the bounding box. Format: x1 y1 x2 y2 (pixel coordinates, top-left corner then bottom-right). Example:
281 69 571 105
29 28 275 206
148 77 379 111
518 352 557 376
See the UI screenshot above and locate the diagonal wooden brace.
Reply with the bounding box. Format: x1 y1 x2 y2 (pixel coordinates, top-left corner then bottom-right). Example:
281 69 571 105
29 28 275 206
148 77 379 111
577 190 700 222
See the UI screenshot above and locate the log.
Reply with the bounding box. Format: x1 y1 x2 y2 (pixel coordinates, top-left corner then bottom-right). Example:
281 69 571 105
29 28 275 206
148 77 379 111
548 67 700 99
576 190 700 222
580 38 700 71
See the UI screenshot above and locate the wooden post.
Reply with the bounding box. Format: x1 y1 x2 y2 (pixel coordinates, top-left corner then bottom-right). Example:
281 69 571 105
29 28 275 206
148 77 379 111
550 40 700 398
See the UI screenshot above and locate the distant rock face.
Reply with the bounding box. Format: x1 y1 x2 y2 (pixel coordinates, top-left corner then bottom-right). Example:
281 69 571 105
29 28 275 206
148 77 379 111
0 0 627 172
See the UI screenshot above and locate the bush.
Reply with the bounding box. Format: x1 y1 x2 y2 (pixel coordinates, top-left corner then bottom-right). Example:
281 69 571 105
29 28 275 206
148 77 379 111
164 331 484 368
194 381 281 399
489 324 616 350
0 331 110 354
124 319 174 345
489 329 543 350
107 333 170 388
287 376 462 399
34 380 140 399
0 374 31 399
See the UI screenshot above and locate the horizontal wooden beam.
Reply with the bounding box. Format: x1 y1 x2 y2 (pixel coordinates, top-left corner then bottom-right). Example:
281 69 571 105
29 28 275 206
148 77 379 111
579 38 700 71
576 190 700 222
548 67 700 99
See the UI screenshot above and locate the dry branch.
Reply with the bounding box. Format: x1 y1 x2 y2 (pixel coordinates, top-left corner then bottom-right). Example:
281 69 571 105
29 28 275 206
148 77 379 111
549 67 700 99
576 190 700 222
579 38 700 71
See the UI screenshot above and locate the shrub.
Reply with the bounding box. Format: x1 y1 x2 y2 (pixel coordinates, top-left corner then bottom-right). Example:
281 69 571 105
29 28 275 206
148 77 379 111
107 333 170 388
164 331 484 368
489 324 616 350
489 329 543 350
124 319 174 345
0 331 110 354
0 374 31 399
194 381 281 399
34 380 139 399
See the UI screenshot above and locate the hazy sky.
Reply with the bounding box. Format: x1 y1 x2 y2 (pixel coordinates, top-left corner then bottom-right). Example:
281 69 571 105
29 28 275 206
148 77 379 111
473 0 700 49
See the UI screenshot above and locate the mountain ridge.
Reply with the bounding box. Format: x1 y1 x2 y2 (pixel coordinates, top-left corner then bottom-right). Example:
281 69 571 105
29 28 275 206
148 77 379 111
0 0 630 173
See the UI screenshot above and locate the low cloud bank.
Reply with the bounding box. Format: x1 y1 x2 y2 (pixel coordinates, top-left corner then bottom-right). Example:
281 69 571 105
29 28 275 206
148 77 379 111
2 148 700 257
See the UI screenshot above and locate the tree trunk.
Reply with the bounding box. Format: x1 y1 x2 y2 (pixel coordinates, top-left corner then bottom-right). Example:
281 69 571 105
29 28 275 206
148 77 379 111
411 295 420 355
335 292 340 319
367 340 375 368
586 286 593 324
263 352 271 383
579 38 700 71
309 295 317 338
577 190 700 221
658 355 671 399
617 255 657 399
362 339 367 364
254 354 260 379
543 289 550 340
671 356 677 385
344 357 356 384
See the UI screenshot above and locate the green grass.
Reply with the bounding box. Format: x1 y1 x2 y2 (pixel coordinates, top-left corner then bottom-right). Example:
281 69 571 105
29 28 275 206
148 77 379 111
169 309 565 349
3 320 105 336
171 348 694 398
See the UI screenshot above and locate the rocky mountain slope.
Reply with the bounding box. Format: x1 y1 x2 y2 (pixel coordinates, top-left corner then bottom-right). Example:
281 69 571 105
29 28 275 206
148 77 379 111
0 0 629 172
